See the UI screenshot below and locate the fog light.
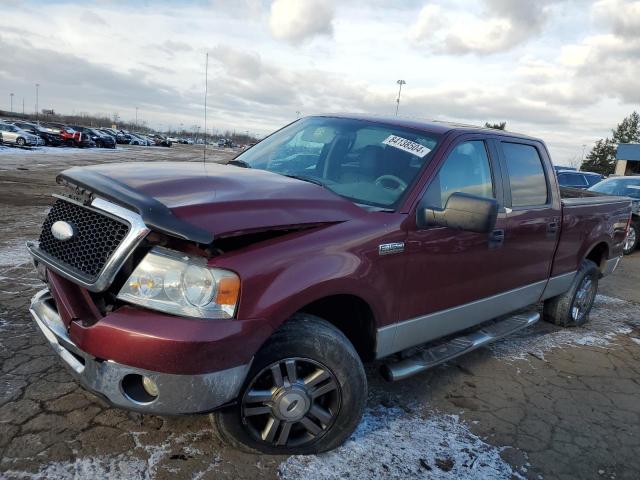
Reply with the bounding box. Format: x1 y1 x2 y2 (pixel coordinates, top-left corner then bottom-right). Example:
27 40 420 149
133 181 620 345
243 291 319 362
142 376 159 397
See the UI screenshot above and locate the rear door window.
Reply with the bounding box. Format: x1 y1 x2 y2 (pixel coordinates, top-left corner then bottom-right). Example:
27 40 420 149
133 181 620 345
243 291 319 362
502 143 548 207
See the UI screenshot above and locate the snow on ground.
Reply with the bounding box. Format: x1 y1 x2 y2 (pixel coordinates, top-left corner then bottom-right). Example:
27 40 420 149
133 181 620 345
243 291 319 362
0 146 122 156
490 295 639 361
0 241 32 268
3 431 220 480
279 406 527 480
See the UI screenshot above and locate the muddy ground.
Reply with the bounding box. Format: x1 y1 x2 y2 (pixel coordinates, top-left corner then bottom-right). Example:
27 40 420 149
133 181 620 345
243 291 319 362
1 144 639 480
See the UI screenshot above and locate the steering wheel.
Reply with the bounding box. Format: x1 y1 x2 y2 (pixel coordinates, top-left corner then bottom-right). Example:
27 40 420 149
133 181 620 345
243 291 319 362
375 174 407 192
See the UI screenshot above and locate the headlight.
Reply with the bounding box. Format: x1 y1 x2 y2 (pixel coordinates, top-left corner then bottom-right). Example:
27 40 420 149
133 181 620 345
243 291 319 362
117 247 240 319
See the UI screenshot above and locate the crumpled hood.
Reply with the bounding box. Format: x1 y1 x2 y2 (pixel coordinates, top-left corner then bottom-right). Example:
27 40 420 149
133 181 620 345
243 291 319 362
59 162 364 243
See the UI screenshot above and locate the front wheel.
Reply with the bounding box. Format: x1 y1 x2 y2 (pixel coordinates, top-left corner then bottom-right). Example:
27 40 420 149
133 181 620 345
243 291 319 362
623 223 638 255
16 137 26 147
213 314 366 455
543 259 599 327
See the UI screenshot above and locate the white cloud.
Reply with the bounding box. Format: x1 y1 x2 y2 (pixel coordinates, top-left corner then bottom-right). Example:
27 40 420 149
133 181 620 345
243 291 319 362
408 0 560 55
559 44 591 67
1 0 639 165
407 5 443 43
269 0 334 43
592 0 640 37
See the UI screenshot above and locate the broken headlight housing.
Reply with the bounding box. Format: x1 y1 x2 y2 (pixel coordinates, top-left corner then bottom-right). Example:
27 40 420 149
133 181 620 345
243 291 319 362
117 247 240 319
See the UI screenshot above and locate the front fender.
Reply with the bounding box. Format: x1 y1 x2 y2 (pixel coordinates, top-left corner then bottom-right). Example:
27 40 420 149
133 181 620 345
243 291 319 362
243 250 389 329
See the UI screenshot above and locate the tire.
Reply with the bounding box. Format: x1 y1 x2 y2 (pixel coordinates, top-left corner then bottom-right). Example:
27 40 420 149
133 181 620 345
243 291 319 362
16 137 26 147
96 139 104 148
65 139 74 148
623 222 638 255
213 314 367 455
543 259 599 327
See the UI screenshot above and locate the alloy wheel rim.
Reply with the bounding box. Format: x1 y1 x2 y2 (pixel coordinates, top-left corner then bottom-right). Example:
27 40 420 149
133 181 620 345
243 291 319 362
241 357 341 448
624 227 636 252
571 275 596 321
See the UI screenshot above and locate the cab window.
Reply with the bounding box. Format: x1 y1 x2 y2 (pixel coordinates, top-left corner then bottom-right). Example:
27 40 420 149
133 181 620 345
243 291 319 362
503 143 549 207
423 140 494 209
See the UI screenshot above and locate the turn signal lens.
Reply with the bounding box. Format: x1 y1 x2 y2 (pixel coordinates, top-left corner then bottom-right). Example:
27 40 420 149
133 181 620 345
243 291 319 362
216 275 240 308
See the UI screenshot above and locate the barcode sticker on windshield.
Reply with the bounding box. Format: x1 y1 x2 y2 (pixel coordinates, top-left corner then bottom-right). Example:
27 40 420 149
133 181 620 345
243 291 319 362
382 135 431 157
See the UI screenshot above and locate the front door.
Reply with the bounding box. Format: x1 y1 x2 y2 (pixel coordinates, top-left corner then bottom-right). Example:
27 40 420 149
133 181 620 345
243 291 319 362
393 136 510 351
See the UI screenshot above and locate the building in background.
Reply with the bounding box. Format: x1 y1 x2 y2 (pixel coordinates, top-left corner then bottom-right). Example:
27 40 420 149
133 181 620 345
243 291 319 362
615 144 640 176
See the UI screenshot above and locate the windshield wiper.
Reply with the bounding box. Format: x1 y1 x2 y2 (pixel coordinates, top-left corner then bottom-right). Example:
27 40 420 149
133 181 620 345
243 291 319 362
282 174 326 187
227 159 251 168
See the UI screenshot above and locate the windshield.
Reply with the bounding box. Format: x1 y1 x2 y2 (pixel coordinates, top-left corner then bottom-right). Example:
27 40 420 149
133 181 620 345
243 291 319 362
234 116 439 208
589 177 640 199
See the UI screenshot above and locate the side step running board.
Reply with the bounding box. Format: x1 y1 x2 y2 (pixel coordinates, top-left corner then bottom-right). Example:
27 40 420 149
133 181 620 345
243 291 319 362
381 311 540 382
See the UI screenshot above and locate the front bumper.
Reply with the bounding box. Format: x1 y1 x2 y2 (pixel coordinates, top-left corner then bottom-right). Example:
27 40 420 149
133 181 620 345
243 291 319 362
29 289 250 415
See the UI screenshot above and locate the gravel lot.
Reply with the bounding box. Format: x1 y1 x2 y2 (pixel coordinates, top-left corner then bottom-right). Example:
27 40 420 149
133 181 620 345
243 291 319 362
1 145 639 480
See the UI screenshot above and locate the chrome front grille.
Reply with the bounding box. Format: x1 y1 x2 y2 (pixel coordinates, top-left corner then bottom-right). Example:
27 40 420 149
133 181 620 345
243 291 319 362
38 199 130 281
28 195 150 292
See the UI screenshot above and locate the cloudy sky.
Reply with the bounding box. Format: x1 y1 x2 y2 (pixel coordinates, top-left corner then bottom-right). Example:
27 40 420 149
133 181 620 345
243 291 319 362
1 0 639 163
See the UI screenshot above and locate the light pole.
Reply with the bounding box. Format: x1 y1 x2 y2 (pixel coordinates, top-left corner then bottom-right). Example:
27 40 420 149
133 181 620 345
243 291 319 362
395 80 406 116
22 97 24 115
135 107 138 129
9 93 14 113
35 83 40 122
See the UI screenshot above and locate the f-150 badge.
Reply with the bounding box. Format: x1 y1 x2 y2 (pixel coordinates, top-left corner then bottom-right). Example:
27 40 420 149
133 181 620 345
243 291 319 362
379 242 405 256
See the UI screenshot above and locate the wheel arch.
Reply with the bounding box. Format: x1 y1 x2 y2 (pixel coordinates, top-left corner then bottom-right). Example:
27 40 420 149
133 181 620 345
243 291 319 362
584 241 609 273
296 294 377 361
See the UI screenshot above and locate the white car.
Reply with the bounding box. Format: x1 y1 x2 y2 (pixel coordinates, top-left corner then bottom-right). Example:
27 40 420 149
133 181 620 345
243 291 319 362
0 123 44 147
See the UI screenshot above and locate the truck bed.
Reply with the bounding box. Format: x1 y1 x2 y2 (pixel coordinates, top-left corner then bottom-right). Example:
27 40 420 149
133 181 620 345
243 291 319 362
560 186 630 207
552 187 631 277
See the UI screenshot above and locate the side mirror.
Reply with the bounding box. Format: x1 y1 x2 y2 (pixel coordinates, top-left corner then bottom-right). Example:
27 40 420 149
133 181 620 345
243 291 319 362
417 192 498 233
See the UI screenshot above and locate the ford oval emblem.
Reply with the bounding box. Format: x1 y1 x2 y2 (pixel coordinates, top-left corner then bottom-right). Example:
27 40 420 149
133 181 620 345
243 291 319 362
51 221 75 241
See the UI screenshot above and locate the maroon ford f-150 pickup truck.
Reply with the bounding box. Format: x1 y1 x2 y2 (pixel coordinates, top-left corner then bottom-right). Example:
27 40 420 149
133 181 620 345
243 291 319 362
27 115 632 454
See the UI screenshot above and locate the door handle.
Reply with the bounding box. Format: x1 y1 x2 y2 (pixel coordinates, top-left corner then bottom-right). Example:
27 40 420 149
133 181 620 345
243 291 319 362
489 229 505 248
547 222 559 236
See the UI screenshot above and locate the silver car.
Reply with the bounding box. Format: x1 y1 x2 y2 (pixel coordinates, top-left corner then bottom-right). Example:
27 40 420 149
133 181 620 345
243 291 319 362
0 123 44 147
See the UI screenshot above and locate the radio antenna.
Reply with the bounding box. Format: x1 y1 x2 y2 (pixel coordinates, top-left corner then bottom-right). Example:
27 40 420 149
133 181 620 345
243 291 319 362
204 52 208 163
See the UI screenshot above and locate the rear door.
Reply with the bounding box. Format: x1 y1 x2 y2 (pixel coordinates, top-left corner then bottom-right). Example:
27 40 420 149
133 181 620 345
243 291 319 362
494 139 561 290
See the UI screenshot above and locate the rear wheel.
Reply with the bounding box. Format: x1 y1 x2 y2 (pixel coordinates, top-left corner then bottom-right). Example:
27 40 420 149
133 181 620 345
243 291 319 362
213 314 366 454
623 223 638 255
543 259 599 327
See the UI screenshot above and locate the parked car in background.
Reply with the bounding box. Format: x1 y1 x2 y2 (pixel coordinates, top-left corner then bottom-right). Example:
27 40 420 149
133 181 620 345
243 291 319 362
149 134 172 147
9 121 63 146
97 128 118 141
115 131 131 144
27 115 631 455
556 169 603 189
589 176 640 254
42 123 87 148
128 133 149 146
0 122 45 147
101 128 119 138
70 126 116 149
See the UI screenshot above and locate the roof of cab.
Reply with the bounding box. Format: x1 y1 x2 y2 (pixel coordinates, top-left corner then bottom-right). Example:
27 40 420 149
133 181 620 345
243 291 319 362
315 113 543 142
